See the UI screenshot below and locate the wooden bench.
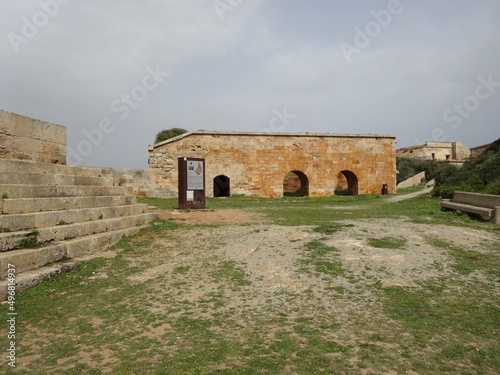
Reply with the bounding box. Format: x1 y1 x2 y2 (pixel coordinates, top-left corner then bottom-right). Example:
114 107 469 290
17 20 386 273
441 191 500 224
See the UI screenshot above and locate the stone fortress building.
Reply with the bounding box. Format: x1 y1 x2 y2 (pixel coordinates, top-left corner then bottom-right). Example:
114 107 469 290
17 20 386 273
148 131 397 197
397 141 471 164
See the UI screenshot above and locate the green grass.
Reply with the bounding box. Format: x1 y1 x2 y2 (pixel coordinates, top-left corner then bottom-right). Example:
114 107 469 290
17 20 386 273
312 223 355 235
298 240 345 277
378 279 499 373
17 229 40 249
140 193 484 229
210 259 253 287
425 237 500 277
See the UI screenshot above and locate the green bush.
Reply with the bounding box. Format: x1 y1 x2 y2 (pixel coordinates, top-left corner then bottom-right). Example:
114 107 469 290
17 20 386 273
396 158 438 184
154 128 187 144
432 138 500 197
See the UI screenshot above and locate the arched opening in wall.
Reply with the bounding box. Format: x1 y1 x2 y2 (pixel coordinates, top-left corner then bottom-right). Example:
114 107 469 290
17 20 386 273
338 170 359 196
335 172 349 195
283 171 309 197
213 175 230 197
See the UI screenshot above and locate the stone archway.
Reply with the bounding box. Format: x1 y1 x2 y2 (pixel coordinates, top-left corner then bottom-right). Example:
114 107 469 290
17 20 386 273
283 171 309 197
214 175 230 197
339 170 359 196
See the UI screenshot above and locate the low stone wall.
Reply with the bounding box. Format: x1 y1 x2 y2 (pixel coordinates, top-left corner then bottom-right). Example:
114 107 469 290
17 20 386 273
118 168 176 198
397 171 426 189
0 110 67 164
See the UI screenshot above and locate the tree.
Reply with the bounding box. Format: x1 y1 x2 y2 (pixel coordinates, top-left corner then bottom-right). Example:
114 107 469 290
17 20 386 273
154 128 187 144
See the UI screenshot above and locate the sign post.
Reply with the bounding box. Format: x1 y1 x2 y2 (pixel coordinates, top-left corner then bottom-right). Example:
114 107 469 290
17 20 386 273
178 157 206 210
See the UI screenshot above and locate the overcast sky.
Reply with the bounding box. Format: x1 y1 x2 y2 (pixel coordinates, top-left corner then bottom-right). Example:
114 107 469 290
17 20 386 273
1 0 499 169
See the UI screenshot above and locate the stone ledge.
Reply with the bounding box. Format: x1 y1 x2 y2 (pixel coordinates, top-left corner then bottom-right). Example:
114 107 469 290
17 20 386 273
150 130 397 149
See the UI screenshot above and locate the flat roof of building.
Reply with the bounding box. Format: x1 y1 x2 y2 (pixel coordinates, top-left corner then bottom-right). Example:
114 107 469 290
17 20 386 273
150 130 397 149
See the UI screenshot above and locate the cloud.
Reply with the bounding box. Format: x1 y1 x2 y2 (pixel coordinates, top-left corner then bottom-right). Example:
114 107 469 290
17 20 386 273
0 0 499 169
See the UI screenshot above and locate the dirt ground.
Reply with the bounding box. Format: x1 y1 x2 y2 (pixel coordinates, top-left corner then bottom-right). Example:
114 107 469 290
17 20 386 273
156 208 267 225
134 208 498 304
10 207 499 374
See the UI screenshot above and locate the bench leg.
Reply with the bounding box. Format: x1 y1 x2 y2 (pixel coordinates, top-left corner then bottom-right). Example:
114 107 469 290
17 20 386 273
493 207 500 225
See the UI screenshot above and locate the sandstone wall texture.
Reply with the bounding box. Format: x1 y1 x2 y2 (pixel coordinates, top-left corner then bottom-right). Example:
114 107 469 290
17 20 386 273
0 110 66 164
149 131 397 197
470 143 493 158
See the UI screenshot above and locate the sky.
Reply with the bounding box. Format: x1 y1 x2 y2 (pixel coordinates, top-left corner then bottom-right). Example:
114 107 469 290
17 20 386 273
1 0 499 169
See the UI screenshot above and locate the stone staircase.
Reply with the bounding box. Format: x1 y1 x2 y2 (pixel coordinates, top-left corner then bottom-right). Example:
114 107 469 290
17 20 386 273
0 160 157 297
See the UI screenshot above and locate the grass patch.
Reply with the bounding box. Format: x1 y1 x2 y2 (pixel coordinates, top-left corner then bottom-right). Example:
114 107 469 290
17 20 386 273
18 229 40 249
141 195 499 232
210 259 252 287
298 241 345 277
312 223 354 235
426 237 499 277
173 265 191 275
378 279 500 373
396 185 428 195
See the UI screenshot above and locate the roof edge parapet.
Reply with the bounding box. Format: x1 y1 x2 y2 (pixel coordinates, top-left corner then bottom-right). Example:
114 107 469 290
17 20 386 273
150 130 396 149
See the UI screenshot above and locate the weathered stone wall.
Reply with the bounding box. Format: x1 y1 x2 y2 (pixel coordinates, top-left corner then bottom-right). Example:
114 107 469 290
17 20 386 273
149 131 397 197
452 142 470 160
0 110 66 164
397 141 470 161
470 143 492 158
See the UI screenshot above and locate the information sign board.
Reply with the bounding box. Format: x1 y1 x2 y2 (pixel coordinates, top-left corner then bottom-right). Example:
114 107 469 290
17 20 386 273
178 157 206 210
187 160 204 190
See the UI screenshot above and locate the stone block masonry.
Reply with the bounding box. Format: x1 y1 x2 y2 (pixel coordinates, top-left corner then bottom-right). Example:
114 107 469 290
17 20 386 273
149 131 397 197
0 110 66 164
0 110 159 298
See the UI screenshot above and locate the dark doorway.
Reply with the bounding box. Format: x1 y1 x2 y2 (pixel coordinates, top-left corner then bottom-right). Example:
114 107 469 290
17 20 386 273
214 175 230 197
339 170 359 196
283 171 309 197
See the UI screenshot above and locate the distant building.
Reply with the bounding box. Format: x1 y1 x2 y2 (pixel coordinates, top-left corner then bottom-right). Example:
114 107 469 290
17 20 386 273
397 141 470 166
470 142 493 158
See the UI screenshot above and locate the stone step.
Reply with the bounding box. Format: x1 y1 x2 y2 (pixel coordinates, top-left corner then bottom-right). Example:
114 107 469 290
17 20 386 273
0 256 93 300
0 159 120 180
0 172 115 186
0 184 126 198
0 204 148 232
0 195 137 214
0 224 151 281
122 184 177 199
0 213 156 252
